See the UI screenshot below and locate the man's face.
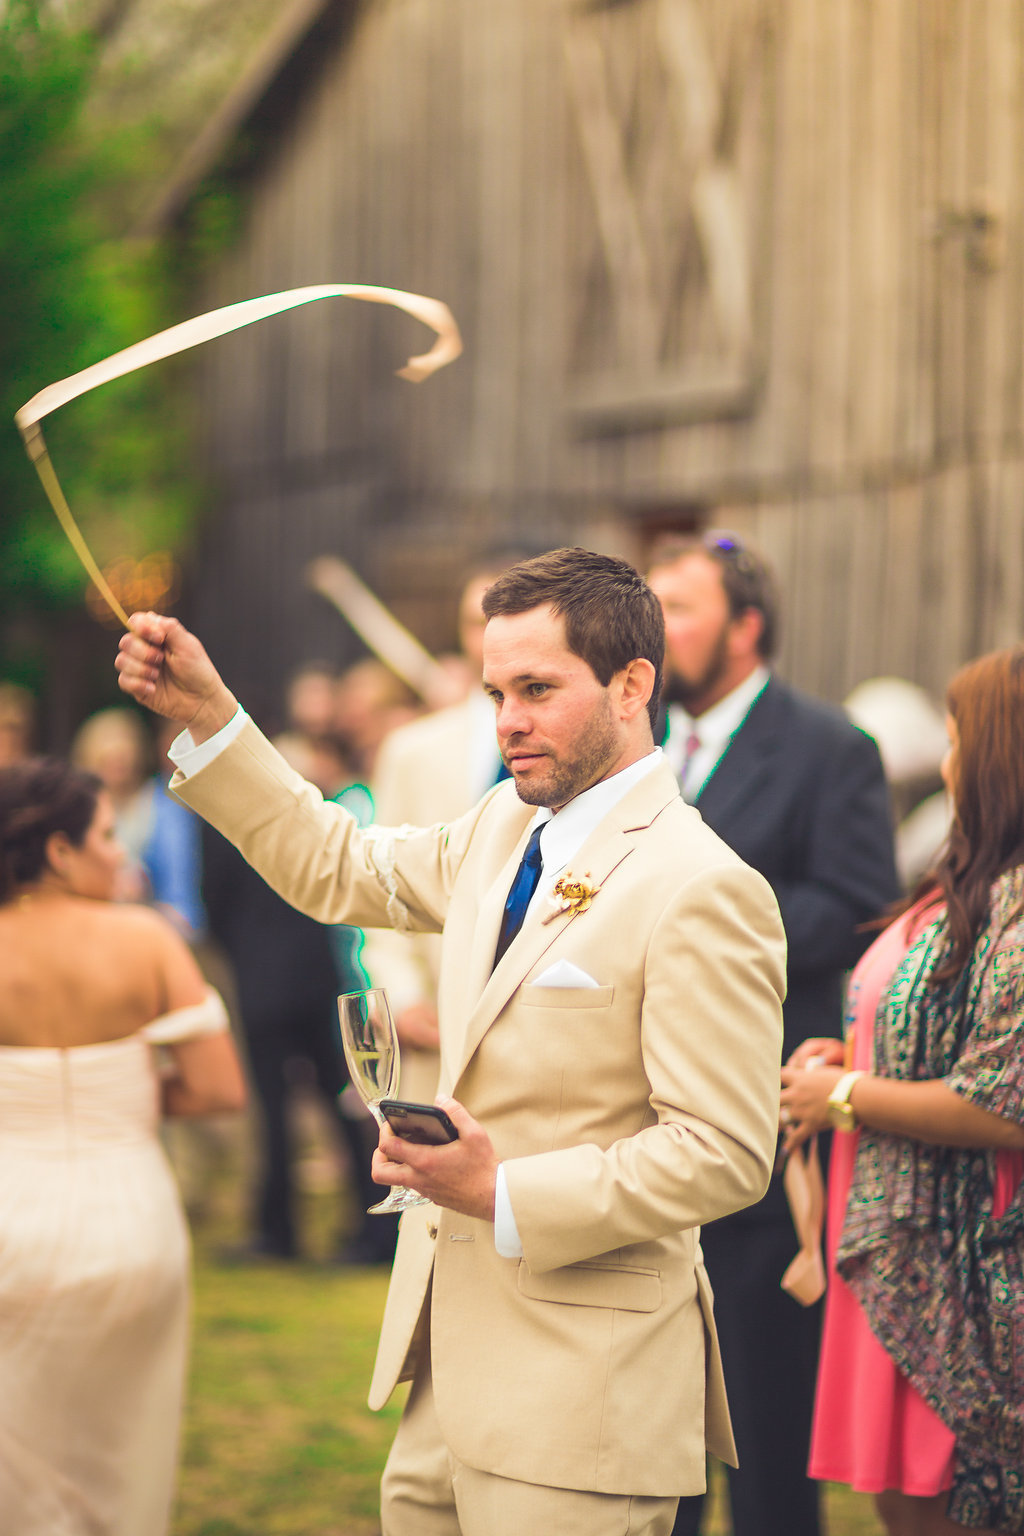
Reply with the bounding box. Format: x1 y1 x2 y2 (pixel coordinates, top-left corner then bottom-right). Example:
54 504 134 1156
482 604 624 811
647 553 735 714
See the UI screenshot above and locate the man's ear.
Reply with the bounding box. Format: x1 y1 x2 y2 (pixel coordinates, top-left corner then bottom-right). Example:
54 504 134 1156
729 606 764 661
614 658 656 723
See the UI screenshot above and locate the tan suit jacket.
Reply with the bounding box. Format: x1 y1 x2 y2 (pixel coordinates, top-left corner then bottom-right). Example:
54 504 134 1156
174 721 785 1497
362 700 485 1103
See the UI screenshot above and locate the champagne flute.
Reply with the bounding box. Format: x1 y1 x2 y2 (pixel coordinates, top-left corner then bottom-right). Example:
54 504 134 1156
337 987 429 1214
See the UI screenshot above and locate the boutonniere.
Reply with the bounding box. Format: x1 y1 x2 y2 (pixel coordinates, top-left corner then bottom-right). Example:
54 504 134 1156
544 872 600 922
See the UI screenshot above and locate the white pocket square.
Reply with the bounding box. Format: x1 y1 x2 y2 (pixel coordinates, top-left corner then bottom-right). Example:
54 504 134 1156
532 959 601 989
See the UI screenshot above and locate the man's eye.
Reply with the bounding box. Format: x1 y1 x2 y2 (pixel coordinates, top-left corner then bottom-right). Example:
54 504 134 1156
527 684 548 697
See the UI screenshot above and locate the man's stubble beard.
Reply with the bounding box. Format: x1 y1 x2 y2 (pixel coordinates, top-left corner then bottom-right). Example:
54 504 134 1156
509 695 620 810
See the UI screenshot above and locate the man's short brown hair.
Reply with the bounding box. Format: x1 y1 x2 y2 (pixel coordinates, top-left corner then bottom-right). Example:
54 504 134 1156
481 548 664 726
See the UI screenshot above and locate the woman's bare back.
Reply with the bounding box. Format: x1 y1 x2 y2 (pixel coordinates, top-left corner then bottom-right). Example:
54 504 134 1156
0 894 180 1047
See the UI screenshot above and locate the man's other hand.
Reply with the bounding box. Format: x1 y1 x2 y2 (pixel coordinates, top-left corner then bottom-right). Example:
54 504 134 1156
115 612 238 742
372 1095 498 1221
395 1003 442 1052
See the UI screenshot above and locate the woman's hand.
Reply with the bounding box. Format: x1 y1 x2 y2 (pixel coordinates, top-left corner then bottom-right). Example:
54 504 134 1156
780 1063 846 1151
785 1036 844 1072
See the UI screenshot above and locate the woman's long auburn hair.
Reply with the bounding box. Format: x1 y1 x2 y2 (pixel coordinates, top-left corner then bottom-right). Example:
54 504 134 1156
911 645 1024 980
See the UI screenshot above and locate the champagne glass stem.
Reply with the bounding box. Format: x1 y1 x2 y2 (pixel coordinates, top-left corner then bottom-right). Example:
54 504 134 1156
366 1101 431 1213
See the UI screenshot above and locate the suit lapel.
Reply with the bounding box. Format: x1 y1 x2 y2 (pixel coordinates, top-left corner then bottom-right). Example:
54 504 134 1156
452 763 680 1080
695 679 783 826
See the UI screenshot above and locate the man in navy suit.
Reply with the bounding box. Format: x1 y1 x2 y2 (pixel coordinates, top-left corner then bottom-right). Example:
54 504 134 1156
648 532 899 1536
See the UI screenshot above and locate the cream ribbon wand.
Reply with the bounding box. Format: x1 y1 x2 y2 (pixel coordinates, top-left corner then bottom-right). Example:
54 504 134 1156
306 556 457 711
15 284 463 628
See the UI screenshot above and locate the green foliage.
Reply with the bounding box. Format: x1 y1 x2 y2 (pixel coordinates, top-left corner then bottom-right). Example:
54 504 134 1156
0 0 198 673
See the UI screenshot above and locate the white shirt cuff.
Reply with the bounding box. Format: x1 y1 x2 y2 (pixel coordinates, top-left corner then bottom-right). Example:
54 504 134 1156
493 1164 523 1258
167 705 248 778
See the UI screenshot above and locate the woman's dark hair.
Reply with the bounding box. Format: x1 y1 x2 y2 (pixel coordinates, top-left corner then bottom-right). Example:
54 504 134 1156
910 646 1024 980
0 758 102 903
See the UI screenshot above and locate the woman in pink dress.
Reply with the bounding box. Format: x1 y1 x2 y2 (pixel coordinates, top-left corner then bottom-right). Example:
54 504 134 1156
780 646 1024 1536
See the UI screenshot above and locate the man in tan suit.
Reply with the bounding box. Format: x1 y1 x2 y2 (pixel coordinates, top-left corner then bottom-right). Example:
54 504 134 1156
116 548 785 1536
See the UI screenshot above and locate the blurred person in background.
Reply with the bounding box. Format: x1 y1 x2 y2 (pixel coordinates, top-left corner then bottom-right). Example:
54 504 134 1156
285 660 339 741
844 676 953 890
332 657 422 779
362 555 530 1109
0 758 244 1535
0 683 34 767
71 706 205 935
781 645 1024 1536
647 530 900 1536
202 724 385 1264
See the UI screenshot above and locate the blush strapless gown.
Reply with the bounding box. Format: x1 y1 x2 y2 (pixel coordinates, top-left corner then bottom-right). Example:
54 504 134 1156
0 1033 190 1535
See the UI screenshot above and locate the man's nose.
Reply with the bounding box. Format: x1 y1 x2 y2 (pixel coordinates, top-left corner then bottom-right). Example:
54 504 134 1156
497 696 530 737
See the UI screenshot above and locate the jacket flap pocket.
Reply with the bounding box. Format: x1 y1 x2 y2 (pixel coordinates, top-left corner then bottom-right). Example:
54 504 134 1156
520 985 614 1009
518 1260 661 1312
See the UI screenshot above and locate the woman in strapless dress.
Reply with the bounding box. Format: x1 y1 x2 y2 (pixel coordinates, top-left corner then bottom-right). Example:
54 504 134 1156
0 757 246 1535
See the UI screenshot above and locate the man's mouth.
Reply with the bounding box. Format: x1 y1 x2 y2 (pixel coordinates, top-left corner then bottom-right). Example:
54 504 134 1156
507 750 546 772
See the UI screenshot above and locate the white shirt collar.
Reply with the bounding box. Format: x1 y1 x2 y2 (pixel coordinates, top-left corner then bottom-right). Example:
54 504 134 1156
525 748 663 898
667 666 769 764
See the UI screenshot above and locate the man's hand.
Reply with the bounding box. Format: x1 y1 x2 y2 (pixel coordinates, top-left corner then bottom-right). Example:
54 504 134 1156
115 612 238 741
372 1096 498 1220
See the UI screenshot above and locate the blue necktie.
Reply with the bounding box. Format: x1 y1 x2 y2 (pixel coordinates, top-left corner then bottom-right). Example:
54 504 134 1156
493 823 544 966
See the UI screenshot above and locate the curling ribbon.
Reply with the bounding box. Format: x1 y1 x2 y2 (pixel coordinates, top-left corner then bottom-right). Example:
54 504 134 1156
15 284 462 627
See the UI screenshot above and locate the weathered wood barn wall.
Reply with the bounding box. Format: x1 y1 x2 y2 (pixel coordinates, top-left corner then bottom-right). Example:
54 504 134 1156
167 0 1024 719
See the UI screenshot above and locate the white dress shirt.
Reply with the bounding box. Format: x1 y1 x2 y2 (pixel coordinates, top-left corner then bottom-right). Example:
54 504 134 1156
664 666 770 802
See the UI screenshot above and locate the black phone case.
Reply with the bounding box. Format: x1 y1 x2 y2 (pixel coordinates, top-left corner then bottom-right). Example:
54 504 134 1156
378 1099 459 1144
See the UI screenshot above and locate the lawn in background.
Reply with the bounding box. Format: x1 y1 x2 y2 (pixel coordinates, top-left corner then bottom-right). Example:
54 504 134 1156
173 1249 400 1535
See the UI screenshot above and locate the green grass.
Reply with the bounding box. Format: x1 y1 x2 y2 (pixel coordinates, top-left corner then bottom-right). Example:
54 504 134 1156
168 1111 883 1535
174 1249 401 1535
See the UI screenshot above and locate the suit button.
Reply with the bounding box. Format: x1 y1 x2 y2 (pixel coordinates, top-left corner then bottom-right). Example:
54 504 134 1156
427 1221 438 1239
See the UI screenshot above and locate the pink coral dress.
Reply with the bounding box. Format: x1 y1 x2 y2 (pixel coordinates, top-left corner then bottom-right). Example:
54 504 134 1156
809 915 1024 1496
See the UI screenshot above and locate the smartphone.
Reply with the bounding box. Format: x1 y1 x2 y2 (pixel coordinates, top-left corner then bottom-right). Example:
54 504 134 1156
378 1099 459 1145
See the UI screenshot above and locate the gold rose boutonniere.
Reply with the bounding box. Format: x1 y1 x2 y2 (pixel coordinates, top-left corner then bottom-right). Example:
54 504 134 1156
546 872 599 922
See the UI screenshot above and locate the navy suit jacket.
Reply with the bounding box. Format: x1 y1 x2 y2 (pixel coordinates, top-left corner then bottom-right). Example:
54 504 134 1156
663 677 899 1218
691 677 899 1053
